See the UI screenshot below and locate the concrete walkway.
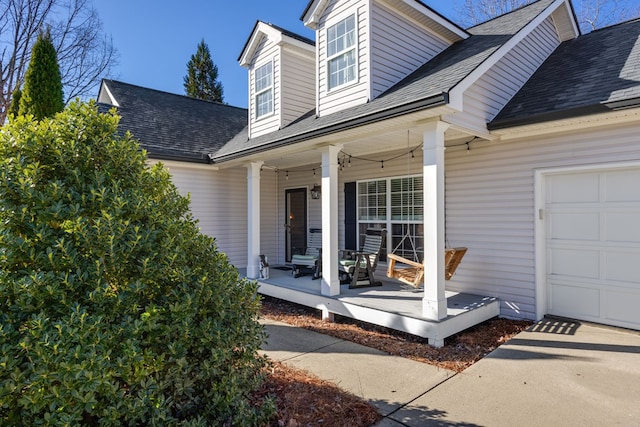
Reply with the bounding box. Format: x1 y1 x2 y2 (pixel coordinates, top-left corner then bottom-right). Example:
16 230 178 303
260 317 640 426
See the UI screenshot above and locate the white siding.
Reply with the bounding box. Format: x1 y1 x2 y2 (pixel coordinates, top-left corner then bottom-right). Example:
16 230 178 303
317 0 370 117
163 164 248 267
249 36 280 138
281 47 316 127
463 17 560 125
445 122 640 320
260 170 279 267
370 1 449 98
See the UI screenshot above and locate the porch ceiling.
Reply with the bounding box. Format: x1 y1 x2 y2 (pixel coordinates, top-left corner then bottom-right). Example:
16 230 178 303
244 109 474 171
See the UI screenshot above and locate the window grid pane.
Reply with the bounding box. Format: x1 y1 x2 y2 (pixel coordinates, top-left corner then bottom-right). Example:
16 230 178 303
357 176 423 264
255 62 273 117
327 15 356 89
358 180 386 221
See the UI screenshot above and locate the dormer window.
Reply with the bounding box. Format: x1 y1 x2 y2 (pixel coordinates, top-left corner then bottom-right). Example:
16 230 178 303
255 61 273 118
327 14 357 90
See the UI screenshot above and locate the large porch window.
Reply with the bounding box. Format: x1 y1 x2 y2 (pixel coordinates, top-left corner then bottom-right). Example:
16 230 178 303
357 175 423 262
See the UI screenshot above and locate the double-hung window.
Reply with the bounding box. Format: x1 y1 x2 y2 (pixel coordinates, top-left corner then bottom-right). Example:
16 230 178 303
327 14 356 90
255 61 273 118
357 176 424 262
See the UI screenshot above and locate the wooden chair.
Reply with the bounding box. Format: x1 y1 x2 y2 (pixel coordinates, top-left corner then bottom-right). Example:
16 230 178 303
387 247 467 288
291 228 322 279
339 228 386 288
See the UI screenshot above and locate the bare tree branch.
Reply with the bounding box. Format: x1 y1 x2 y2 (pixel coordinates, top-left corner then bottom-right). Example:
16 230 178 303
453 0 639 33
0 0 117 123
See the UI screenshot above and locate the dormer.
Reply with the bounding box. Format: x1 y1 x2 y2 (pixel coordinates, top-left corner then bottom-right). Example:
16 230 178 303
302 0 468 117
239 21 315 139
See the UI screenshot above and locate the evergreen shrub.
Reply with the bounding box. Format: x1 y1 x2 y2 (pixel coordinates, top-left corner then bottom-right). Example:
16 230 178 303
0 102 272 426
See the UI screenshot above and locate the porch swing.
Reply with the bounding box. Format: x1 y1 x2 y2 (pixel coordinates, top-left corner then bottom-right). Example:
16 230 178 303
385 131 467 288
386 227 467 288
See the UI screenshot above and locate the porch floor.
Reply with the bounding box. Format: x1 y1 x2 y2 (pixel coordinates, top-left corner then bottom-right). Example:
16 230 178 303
245 265 500 347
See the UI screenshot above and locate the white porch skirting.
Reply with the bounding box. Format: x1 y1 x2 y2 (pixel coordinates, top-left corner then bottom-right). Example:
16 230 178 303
247 267 499 347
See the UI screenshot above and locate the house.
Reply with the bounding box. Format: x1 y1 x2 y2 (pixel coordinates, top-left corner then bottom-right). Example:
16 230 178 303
98 0 640 346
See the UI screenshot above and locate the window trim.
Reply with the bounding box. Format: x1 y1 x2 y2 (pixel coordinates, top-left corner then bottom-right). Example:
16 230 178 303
326 13 358 92
254 60 274 119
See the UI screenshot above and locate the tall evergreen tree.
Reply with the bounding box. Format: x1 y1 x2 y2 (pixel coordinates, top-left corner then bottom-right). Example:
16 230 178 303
19 29 64 120
7 87 22 120
184 39 224 102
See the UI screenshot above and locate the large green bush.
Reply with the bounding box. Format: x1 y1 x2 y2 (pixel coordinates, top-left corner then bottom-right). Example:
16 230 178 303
0 102 272 426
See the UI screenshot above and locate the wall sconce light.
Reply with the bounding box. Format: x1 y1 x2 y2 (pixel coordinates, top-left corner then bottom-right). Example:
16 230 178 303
310 184 321 200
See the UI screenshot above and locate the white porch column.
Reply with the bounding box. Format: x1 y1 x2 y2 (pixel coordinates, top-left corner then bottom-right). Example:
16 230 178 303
321 144 342 298
246 161 263 278
422 121 449 321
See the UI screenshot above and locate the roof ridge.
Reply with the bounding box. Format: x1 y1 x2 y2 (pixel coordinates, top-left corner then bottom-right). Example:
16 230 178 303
102 79 247 112
581 16 640 34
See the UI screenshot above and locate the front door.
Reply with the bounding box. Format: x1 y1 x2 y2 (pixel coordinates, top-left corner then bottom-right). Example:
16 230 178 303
285 188 307 262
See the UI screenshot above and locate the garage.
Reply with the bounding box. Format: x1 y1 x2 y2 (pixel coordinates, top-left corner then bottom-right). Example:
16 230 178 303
543 164 640 330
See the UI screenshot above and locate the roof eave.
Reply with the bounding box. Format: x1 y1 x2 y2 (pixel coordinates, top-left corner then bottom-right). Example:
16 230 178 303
147 150 213 164
213 93 448 163
488 98 640 130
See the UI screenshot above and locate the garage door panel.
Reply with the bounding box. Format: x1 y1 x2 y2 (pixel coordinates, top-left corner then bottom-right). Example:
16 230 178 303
547 173 599 203
549 212 600 241
549 283 600 318
549 247 599 279
603 169 640 202
605 251 640 284
604 212 640 242
606 290 640 324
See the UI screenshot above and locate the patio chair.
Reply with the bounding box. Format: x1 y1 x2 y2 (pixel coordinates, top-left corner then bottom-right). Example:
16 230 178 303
339 228 386 288
291 228 322 279
387 247 467 288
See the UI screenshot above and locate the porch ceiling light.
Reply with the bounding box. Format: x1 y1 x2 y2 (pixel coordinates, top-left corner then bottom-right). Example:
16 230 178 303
310 184 321 200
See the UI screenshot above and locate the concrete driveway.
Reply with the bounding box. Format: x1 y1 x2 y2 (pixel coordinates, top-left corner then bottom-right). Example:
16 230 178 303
384 318 640 427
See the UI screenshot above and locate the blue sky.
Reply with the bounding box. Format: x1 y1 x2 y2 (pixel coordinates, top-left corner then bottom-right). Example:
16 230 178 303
94 1 459 108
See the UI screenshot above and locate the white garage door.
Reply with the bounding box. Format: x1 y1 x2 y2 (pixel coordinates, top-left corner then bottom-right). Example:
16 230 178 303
545 166 640 330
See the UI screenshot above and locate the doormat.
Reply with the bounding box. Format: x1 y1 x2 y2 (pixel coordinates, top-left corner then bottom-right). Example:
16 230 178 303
273 266 292 271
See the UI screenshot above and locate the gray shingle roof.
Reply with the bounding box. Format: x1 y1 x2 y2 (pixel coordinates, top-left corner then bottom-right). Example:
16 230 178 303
214 0 555 161
490 18 640 129
99 80 248 163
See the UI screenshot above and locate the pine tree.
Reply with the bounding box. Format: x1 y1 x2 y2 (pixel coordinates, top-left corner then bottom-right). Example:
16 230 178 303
19 29 64 120
7 87 22 119
184 39 224 102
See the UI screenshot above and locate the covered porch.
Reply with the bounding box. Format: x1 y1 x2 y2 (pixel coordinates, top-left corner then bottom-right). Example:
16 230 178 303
232 112 500 347
248 266 499 347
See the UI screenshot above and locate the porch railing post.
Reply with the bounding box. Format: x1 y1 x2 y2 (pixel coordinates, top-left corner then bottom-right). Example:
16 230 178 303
422 121 449 321
246 161 263 278
321 144 342 297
